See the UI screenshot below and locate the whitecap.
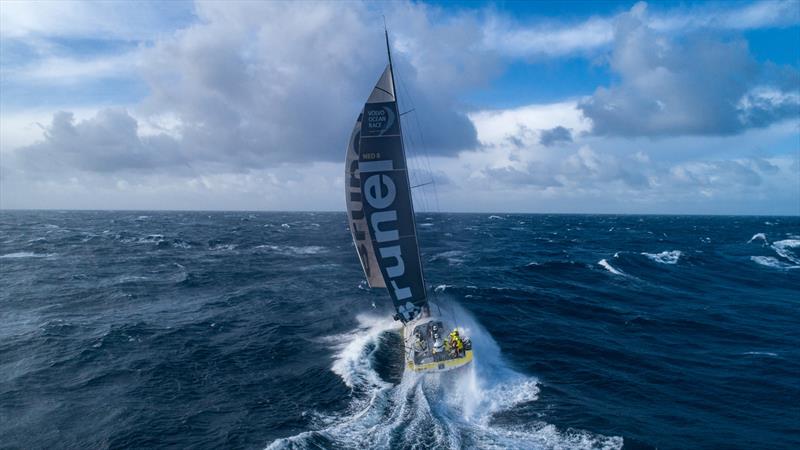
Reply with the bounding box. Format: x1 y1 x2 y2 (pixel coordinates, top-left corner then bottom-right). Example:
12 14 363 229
771 239 800 265
747 233 767 244
434 284 454 293
210 243 237 251
255 245 327 255
750 256 800 270
742 351 779 357
172 240 192 249
268 305 622 450
488 215 504 220
598 259 625 276
0 252 55 259
642 250 682 265
430 250 467 265
138 234 165 244
281 223 291 229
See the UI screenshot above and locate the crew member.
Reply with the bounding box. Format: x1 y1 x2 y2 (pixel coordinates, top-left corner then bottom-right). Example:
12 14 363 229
449 329 464 357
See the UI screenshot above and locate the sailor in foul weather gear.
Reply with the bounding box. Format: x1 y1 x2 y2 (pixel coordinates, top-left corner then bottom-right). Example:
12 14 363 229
449 329 464 357
414 331 427 352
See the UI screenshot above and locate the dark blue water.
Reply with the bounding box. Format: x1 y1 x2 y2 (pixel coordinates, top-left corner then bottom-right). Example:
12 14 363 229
1 211 798 449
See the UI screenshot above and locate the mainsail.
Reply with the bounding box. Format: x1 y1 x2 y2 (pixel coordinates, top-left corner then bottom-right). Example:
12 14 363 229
345 34 427 322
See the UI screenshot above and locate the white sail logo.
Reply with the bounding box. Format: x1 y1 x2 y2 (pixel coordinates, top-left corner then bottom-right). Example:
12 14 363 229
366 107 395 136
360 159 414 310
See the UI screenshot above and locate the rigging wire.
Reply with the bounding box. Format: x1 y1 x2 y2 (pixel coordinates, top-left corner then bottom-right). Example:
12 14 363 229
392 52 460 331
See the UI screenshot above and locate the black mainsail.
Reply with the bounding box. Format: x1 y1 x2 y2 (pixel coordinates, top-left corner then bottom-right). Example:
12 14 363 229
345 31 427 322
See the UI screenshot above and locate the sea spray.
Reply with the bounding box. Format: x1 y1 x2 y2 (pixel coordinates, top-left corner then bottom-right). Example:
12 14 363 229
268 299 621 449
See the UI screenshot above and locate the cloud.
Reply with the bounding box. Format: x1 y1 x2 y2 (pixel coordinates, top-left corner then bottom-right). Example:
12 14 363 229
0 0 193 40
2 1 798 214
578 3 800 137
481 0 799 60
16 109 184 174
539 126 573 146
7 2 492 175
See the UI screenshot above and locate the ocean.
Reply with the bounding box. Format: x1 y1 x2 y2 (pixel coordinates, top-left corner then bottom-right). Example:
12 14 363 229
1 210 798 449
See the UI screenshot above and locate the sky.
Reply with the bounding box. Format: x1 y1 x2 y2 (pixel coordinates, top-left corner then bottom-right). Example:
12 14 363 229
0 0 798 215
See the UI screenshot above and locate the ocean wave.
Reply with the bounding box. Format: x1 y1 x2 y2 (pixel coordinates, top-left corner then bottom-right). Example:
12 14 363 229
771 239 800 265
488 215 505 220
268 306 621 450
430 250 467 266
0 252 56 259
598 259 625 276
209 243 237 251
642 250 682 264
750 256 800 270
742 351 779 357
254 245 327 255
748 233 768 244
434 284 455 293
172 239 192 249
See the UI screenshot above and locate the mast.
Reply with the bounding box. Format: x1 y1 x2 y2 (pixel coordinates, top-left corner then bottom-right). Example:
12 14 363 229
344 24 428 322
385 24 395 94
384 24 427 311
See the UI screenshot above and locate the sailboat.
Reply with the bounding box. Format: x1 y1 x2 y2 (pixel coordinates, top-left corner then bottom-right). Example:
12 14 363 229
345 28 473 373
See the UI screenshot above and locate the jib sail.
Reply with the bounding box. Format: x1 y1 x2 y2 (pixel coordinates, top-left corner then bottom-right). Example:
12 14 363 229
345 42 427 322
345 111 385 288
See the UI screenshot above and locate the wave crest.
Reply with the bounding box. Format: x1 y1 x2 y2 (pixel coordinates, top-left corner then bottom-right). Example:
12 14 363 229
642 250 682 265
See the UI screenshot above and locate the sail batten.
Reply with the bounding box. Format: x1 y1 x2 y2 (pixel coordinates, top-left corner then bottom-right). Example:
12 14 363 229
346 63 427 322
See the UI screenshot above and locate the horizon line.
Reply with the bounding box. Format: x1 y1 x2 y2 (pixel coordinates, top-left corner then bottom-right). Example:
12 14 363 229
1 207 798 218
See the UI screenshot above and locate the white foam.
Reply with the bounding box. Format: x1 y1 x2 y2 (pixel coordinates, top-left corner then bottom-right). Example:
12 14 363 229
748 233 767 244
642 250 682 264
254 245 326 255
598 259 625 276
771 239 800 264
172 240 192 249
209 243 237 251
0 252 55 259
430 250 467 266
750 256 800 270
434 284 454 293
742 351 779 357
268 302 622 449
488 215 505 220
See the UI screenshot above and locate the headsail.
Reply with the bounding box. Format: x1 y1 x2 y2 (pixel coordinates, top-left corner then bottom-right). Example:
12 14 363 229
345 113 385 288
347 61 427 322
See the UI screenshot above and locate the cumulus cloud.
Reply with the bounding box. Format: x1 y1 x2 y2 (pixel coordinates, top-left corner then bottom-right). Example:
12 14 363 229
2 1 798 214
579 3 800 137
16 110 183 174
134 1 485 167
9 2 490 175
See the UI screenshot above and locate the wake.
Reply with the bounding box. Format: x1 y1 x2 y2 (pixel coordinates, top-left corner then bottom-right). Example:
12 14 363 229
267 300 622 449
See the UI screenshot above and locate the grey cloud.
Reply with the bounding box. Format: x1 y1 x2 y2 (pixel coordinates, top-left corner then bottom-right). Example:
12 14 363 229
579 4 799 137
136 2 487 167
16 3 493 176
539 126 573 146
17 110 184 174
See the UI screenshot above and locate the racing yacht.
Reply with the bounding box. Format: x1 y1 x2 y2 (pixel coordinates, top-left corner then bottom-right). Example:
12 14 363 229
344 27 473 373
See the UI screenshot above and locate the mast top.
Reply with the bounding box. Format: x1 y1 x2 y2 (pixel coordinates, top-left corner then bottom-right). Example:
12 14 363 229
383 19 396 97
